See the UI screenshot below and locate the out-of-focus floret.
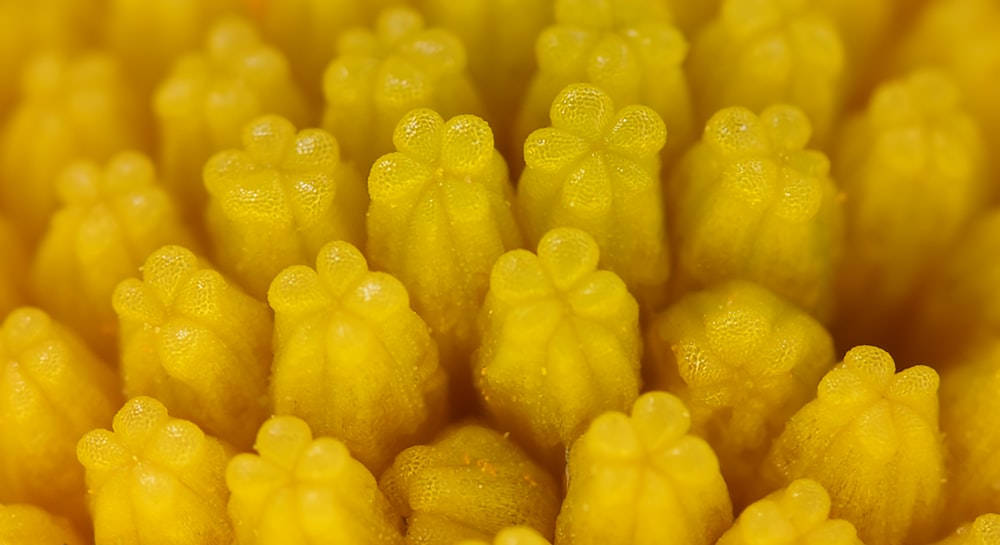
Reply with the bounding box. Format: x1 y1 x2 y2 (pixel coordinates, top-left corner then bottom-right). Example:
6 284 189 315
30 151 197 358
321 6 483 174
0 307 121 530
668 105 843 323
155 17 309 228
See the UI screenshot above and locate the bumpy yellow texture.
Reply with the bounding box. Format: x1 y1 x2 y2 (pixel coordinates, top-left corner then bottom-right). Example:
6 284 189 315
669 105 843 322
515 0 692 167
0 504 87 545
939 344 1000 525
519 83 670 310
689 0 844 147
763 346 942 545
457 527 553 545
155 16 309 227
380 423 560 544
0 217 26 320
645 280 834 508
557 391 733 545
716 479 863 545
0 52 147 243
205 114 367 298
226 416 405 545
935 515 1000 545
474 227 640 468
268 240 448 474
367 108 521 399
77 396 234 545
0 308 121 530
112 245 272 449
30 151 197 359
834 70 986 346
422 0 552 159
321 6 483 173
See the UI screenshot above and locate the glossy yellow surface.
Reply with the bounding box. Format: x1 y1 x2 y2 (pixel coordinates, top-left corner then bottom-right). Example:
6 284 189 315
935 515 1000 545
939 344 1000 525
556 391 733 545
226 416 405 545
367 108 521 399
763 346 943 545
0 308 121 530
155 16 309 227
113 245 272 449
77 396 234 545
834 70 986 347
716 479 863 545
474 227 640 468
688 0 844 146
268 240 448 474
0 504 87 545
321 6 483 173
380 423 560 544
205 114 366 298
669 105 843 322
0 52 147 243
645 280 834 508
30 152 197 359
518 83 670 310
457 527 553 545
515 0 692 166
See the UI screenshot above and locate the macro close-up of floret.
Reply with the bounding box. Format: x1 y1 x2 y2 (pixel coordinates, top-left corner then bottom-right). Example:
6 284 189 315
3 0 1000 544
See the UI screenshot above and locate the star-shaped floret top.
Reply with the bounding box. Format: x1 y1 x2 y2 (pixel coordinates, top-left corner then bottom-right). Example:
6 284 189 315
30 151 197 359
112 245 272 448
519 83 670 310
516 0 692 166
556 391 733 545
76 396 234 545
0 51 147 242
204 114 366 298
268 240 448 474
716 479 864 545
0 307 121 529
367 108 520 401
155 16 309 224
763 346 943 545
689 0 845 145
670 104 843 322
645 280 834 507
226 416 406 545
322 6 483 173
